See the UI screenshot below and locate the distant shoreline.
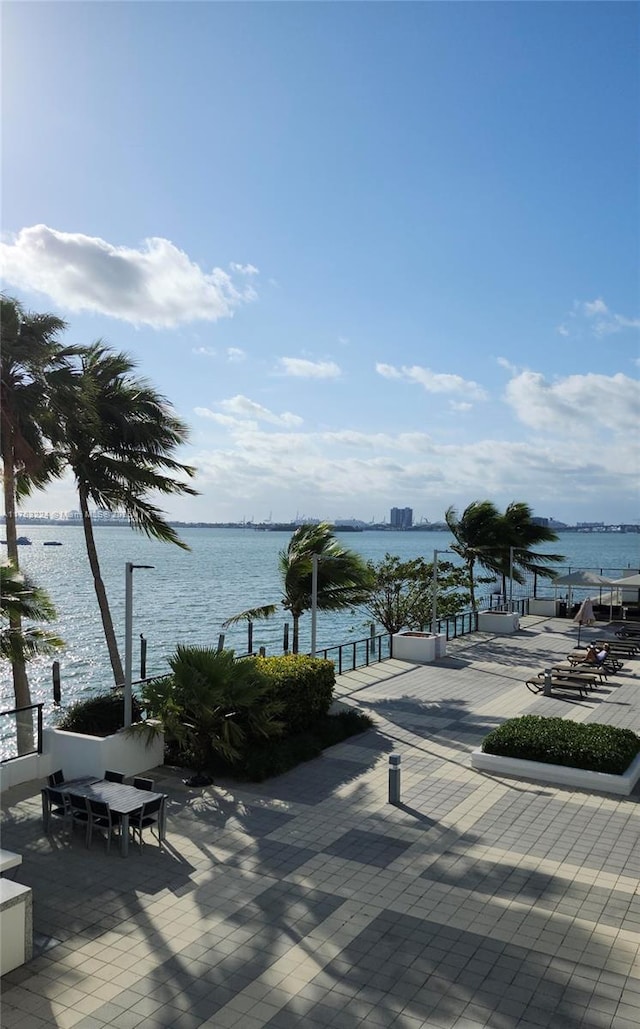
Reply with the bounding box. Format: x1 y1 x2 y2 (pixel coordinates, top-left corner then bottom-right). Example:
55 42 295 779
1 518 638 533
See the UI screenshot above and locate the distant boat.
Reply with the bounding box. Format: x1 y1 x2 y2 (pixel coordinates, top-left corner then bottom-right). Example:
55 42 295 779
43 541 63 546
16 537 32 545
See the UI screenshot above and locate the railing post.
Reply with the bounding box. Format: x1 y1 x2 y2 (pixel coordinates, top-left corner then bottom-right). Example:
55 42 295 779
283 623 289 653
248 620 254 654
217 633 225 651
259 646 266 657
37 703 43 753
388 753 401 804
52 661 61 706
369 623 375 656
140 633 147 680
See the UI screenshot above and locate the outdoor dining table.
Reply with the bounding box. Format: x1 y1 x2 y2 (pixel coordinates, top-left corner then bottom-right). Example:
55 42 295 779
42 777 167 858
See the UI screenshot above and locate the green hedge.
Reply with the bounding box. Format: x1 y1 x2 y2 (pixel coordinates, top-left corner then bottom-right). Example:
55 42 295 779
482 715 640 775
56 690 143 737
224 709 373 782
255 654 335 733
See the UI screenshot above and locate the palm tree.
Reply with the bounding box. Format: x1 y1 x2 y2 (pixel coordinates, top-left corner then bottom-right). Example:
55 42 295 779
223 522 373 653
1 562 64 663
497 502 564 597
56 342 198 686
0 295 71 746
445 501 504 609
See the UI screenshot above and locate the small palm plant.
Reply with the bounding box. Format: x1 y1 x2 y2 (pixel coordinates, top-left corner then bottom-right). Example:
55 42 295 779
142 646 284 786
0 561 64 663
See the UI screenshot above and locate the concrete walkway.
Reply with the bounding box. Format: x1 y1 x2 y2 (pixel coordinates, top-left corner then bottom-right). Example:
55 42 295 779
2 617 640 1029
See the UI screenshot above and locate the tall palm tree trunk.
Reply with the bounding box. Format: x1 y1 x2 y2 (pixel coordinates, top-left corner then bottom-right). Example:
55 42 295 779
1 428 34 753
79 489 125 685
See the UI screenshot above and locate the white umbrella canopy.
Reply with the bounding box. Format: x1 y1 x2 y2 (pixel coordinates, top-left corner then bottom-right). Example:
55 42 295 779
607 573 640 588
552 570 614 588
573 597 595 645
551 570 614 615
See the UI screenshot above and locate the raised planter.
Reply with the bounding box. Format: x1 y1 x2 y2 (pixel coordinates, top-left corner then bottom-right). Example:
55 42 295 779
477 610 520 634
471 748 640 796
528 598 559 617
392 632 447 663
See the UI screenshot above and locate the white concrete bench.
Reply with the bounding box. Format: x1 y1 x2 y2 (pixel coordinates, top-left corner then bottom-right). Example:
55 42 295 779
0 878 33 974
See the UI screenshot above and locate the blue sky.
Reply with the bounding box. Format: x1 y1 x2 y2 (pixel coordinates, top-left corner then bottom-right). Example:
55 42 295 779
2 1 639 525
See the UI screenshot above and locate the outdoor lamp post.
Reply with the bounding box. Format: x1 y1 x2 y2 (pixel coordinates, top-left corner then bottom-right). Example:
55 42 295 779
431 549 452 634
311 553 319 657
124 562 154 728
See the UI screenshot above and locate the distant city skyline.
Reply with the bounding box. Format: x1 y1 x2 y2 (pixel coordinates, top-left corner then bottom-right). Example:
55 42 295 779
2 3 638 525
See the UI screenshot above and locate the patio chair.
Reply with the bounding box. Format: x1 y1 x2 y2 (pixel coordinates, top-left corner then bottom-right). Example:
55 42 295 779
129 796 163 852
104 770 125 783
525 672 597 699
67 793 91 843
45 787 72 833
133 777 154 791
86 799 120 852
48 769 64 787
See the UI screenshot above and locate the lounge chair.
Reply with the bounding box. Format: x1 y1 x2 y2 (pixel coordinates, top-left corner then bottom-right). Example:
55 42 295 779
525 671 598 699
552 661 608 681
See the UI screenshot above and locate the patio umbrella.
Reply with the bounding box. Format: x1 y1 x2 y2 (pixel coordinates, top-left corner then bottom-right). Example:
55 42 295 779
552 570 614 615
573 596 595 646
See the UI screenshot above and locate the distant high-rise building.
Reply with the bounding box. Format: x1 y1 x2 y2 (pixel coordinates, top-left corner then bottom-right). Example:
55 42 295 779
390 506 413 529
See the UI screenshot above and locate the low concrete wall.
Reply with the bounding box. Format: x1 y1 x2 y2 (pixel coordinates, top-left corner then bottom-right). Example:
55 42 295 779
392 632 447 663
0 722 164 791
471 748 640 796
477 611 520 634
0 879 32 975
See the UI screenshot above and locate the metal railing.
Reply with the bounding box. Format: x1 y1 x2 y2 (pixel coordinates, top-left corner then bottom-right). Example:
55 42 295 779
0 703 44 764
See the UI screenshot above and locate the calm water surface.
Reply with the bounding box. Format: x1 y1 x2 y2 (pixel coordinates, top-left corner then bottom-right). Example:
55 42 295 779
3 525 639 724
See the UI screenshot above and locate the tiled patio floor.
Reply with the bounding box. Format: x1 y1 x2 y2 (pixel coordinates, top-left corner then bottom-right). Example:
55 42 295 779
2 616 640 1029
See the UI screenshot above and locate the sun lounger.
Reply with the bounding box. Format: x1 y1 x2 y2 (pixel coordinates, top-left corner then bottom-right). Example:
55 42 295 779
525 672 598 699
553 661 608 680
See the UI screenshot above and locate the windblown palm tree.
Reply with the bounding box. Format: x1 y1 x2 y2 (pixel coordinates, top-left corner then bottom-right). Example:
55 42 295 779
56 342 198 686
223 522 373 653
0 295 71 746
1 562 64 663
445 501 504 609
497 501 564 594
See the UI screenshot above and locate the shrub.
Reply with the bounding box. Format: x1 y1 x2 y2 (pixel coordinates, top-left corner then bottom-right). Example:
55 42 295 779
56 690 143 736
482 715 640 775
229 709 374 782
255 654 335 733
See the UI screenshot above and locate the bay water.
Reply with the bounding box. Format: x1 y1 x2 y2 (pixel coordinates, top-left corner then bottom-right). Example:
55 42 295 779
3 525 639 728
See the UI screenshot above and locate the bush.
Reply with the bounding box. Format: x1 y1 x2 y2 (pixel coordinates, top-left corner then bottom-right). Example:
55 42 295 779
56 690 143 736
229 709 374 782
255 654 335 733
482 715 640 775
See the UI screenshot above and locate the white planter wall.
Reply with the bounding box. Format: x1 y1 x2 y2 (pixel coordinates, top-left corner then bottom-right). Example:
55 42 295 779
477 611 520 634
528 599 558 617
392 633 447 663
0 722 164 792
472 748 640 796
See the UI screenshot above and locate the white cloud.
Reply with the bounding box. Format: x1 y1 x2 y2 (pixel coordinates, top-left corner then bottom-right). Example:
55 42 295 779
504 370 640 436
278 357 341 379
201 395 303 428
192 346 217 357
558 297 640 338
227 347 246 362
376 362 487 401
230 262 259 276
0 224 258 328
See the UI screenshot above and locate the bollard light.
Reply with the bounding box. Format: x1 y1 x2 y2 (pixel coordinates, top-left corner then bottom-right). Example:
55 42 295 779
388 752 402 805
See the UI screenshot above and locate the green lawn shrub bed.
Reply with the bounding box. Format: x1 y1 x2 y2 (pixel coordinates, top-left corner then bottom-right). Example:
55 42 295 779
482 715 640 775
